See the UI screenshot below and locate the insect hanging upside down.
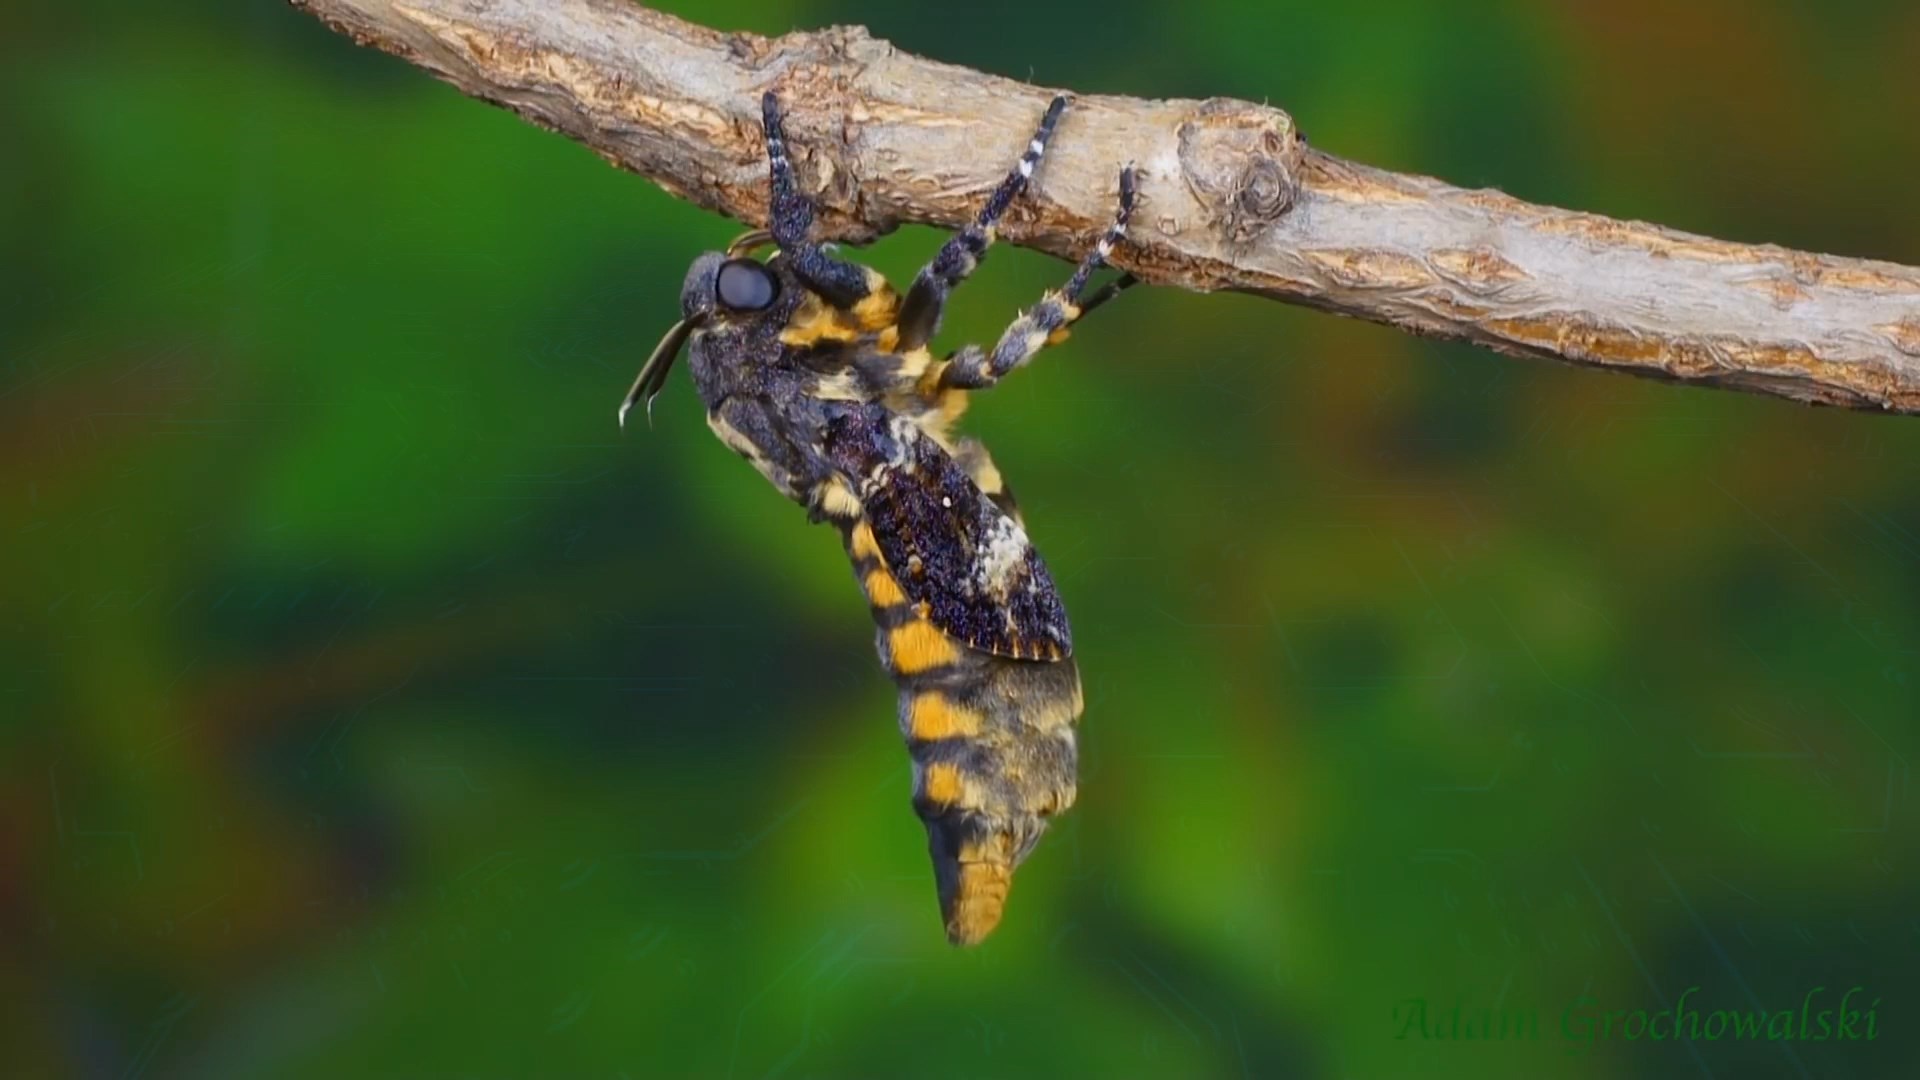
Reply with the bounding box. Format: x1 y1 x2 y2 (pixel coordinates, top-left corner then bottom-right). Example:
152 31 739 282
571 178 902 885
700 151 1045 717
621 91 1137 945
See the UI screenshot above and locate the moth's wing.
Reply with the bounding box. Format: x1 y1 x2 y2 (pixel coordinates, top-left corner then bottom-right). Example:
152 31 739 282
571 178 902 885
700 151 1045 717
824 407 1071 661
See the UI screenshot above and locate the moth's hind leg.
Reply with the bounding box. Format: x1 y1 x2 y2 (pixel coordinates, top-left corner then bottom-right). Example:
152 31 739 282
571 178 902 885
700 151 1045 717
893 96 1069 353
939 166 1138 392
761 92 888 312
952 437 1024 524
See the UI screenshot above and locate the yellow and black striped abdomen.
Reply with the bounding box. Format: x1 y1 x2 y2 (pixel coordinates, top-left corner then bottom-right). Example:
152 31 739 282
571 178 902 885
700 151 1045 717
844 520 1083 945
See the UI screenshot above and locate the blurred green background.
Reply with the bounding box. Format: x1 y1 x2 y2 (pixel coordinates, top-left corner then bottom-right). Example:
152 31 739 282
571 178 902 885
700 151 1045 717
5 0 1919 1076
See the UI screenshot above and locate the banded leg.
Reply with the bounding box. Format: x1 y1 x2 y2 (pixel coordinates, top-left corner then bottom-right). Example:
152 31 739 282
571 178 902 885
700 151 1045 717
940 166 1137 392
1074 271 1139 320
952 437 1024 525
761 91 871 308
893 96 1070 352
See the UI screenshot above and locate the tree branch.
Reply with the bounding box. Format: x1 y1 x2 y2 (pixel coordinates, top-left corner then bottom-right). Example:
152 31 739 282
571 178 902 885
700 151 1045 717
292 0 1920 413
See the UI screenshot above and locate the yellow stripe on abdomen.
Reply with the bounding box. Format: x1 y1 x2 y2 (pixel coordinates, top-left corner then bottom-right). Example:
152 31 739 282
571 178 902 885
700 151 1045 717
907 692 982 740
849 520 883 562
864 569 907 608
921 762 967 806
887 618 959 676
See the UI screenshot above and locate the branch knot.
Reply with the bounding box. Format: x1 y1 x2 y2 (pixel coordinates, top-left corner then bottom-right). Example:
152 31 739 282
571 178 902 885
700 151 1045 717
1177 99 1303 245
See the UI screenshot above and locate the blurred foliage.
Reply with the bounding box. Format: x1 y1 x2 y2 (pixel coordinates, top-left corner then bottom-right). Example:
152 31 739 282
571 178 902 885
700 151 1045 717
4 0 1920 1076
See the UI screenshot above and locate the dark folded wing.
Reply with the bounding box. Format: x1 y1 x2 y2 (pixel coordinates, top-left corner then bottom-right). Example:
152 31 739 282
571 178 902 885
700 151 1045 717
824 406 1071 661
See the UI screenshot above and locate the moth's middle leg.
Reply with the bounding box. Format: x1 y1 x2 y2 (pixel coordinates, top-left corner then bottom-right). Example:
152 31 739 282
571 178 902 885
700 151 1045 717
939 166 1138 392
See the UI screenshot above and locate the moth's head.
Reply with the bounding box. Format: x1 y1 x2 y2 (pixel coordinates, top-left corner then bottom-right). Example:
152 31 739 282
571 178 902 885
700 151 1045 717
678 250 783 325
619 239 786 429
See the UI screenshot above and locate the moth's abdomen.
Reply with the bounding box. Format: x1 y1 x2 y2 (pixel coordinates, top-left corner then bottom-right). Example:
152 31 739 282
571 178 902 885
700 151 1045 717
901 658 1081 945
846 519 1083 945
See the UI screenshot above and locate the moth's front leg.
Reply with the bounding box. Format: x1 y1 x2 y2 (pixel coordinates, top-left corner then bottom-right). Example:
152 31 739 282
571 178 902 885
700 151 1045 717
761 91 876 310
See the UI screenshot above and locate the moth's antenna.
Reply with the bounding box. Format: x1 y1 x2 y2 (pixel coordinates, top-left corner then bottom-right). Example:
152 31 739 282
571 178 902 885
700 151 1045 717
726 229 774 257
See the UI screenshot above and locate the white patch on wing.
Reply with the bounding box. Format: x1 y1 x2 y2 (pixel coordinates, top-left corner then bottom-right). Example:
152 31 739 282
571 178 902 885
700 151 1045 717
973 512 1031 601
885 414 918 471
854 414 919 500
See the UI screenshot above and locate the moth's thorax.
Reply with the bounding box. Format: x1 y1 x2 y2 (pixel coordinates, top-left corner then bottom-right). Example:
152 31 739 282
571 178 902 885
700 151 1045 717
690 328 850 508
686 260 905 515
684 323 775 411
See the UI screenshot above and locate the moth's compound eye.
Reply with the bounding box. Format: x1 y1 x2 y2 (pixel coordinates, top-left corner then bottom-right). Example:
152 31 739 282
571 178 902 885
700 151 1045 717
716 259 779 312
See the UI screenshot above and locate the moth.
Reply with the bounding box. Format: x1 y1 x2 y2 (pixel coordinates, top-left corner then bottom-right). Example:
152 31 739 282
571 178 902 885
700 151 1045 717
623 91 1136 945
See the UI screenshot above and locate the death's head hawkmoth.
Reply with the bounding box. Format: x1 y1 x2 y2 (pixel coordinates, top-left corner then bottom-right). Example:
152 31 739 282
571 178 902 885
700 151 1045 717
625 90 1135 945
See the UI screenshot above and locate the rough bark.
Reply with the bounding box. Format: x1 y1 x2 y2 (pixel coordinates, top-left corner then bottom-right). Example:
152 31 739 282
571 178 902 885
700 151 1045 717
291 0 1920 413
